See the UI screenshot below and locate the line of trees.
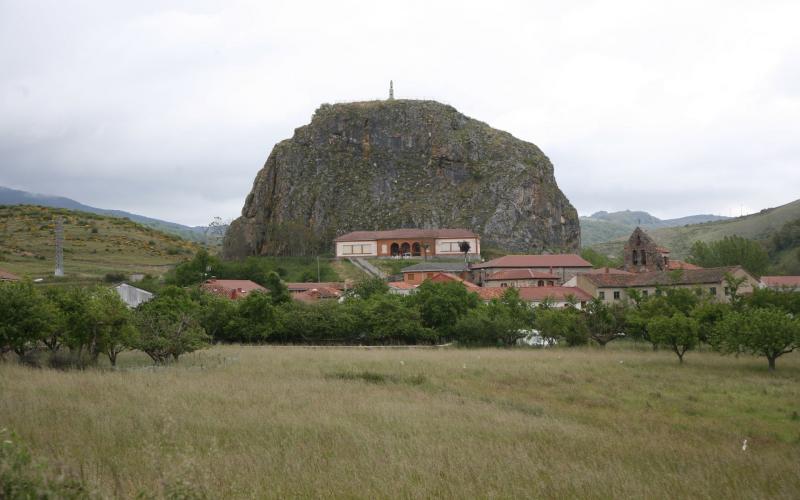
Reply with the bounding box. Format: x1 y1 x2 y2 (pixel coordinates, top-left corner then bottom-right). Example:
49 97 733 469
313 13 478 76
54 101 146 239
2 274 799 370
483 274 800 370
0 282 210 368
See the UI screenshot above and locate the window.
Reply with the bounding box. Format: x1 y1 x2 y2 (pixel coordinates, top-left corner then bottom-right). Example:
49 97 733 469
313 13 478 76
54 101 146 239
407 273 415 281
342 244 370 255
632 250 639 265
656 289 662 296
641 252 647 265
613 291 620 300
599 291 605 300
642 290 649 297
501 283 508 288
724 287 730 296
440 242 462 252
547 280 554 286
537 280 544 287
709 287 717 296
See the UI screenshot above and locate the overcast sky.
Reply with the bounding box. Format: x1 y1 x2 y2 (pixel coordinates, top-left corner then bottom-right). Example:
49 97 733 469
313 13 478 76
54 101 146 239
1 1 798 226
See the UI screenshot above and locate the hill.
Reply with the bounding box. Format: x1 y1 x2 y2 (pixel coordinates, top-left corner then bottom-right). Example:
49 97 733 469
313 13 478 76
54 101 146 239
589 198 800 269
0 205 200 282
224 99 579 257
0 186 212 243
580 210 729 247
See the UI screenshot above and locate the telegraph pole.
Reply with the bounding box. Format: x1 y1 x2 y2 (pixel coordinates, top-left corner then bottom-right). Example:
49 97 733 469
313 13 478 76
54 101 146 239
54 217 64 277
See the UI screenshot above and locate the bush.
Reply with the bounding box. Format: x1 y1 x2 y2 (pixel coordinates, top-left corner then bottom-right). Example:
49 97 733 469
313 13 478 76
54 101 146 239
104 272 126 283
0 429 90 499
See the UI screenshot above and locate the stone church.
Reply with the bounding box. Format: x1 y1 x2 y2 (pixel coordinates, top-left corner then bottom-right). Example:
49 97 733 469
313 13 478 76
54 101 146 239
623 227 670 272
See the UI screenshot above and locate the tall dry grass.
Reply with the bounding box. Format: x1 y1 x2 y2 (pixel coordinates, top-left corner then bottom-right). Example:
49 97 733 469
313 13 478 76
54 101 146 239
1 345 798 498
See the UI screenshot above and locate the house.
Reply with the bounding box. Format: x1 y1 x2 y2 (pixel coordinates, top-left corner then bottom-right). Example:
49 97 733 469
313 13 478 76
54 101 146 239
0 268 21 282
759 276 800 291
201 279 266 299
667 260 702 271
576 266 758 304
388 280 418 296
483 269 559 288
334 228 480 259
286 282 346 295
293 286 343 303
477 286 593 309
113 283 154 308
471 254 593 285
388 271 479 296
563 267 633 287
401 262 472 285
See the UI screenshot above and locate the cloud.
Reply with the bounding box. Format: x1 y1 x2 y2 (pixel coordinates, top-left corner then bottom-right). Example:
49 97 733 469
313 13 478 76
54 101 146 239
0 0 798 225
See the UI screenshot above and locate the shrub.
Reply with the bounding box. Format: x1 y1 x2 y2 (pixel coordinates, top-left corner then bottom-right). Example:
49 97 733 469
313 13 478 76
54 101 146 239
104 272 126 283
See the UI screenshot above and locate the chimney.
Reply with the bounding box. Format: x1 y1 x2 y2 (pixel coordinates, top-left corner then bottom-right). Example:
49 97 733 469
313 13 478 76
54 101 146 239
605 267 609 274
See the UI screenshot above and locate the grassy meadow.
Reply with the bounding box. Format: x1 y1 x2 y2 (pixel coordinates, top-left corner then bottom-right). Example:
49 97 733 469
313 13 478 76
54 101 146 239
1 345 799 498
0 205 199 283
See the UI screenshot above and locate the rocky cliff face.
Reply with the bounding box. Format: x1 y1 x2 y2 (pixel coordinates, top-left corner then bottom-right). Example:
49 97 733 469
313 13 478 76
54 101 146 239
223 100 580 258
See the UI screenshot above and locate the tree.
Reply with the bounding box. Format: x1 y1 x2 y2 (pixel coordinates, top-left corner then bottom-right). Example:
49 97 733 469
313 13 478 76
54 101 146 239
0 281 58 358
361 294 433 344
711 307 800 371
89 287 137 366
264 271 291 305
408 281 479 340
197 292 238 343
227 291 275 342
687 236 769 275
134 287 210 364
454 288 532 346
648 313 699 363
459 241 471 263
534 304 588 346
745 287 800 315
166 249 220 286
347 277 389 300
583 299 627 346
690 300 730 344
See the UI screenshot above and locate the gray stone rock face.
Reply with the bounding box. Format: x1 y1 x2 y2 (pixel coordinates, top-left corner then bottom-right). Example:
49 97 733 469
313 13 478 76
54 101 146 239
223 100 580 258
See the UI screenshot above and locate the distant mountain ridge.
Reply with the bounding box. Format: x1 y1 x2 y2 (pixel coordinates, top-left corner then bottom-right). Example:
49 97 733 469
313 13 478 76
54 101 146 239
588 198 800 273
580 210 729 247
0 186 210 243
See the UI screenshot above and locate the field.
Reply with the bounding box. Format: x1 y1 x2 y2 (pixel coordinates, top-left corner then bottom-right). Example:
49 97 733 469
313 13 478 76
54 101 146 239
0 205 199 283
2 345 799 498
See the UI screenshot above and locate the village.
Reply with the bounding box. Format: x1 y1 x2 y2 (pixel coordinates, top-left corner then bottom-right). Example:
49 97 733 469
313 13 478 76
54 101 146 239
97 226 792 312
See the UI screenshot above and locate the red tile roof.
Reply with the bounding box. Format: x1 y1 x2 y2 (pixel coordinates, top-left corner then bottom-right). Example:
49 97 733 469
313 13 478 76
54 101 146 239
201 279 266 299
581 266 746 288
760 276 800 288
472 254 593 269
0 269 21 281
388 281 418 290
478 286 592 302
579 267 634 275
427 272 481 289
335 228 478 242
667 260 702 270
294 286 342 302
286 282 345 292
485 269 559 281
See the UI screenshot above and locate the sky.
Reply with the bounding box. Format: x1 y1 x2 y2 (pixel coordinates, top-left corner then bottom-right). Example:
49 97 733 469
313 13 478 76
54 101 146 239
1 0 798 226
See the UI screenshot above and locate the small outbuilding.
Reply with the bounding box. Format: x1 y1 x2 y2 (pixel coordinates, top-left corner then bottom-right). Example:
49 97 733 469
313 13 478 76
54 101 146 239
114 283 154 308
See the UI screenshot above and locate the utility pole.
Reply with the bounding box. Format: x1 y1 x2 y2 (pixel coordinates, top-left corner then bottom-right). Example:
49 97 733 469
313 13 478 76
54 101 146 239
317 256 321 283
54 217 64 277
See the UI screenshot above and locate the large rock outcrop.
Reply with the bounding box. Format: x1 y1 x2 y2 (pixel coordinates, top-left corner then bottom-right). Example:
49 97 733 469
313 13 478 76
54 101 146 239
223 100 580 258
